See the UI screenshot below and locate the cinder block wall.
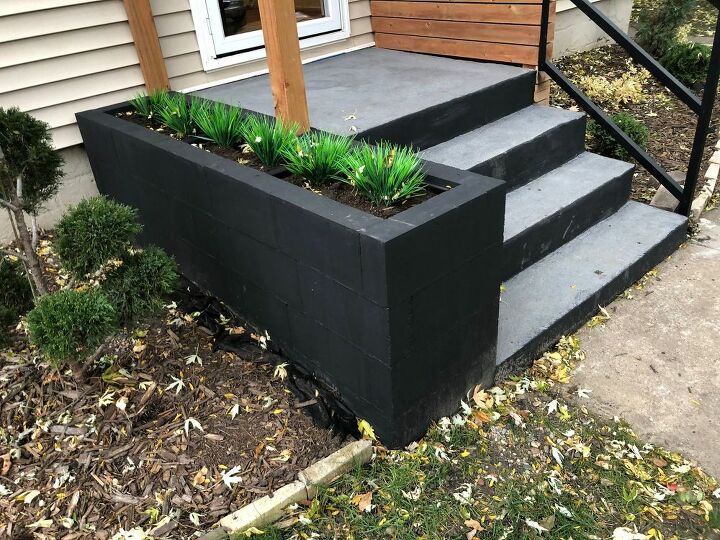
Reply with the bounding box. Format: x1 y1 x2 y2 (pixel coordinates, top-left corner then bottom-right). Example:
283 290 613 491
0 146 98 244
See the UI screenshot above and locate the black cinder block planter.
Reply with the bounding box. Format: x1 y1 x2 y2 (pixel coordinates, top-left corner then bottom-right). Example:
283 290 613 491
76 103 506 448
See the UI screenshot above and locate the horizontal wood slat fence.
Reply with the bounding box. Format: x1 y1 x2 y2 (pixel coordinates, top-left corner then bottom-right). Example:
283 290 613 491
370 0 556 102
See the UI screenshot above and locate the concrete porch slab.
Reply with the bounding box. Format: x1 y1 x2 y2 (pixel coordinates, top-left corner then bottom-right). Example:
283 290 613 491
568 208 720 478
193 48 532 146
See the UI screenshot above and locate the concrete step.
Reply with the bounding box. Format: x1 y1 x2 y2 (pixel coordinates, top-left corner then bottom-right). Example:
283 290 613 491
422 105 586 187
194 48 536 150
496 201 687 374
503 152 633 279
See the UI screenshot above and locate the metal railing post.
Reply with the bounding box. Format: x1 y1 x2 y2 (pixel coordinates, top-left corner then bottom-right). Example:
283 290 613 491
677 15 720 216
538 0 551 70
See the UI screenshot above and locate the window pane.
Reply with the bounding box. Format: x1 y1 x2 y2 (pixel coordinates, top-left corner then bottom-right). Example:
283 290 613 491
219 0 327 37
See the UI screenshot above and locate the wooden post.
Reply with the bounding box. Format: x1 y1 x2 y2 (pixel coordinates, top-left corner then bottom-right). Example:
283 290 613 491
123 0 170 92
258 0 311 132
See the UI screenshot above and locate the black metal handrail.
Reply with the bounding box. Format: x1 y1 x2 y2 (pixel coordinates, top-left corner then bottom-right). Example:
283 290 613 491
538 0 720 216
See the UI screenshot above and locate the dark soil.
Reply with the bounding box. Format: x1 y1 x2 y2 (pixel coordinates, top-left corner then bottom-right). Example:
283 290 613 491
551 44 720 203
0 236 348 539
119 112 436 219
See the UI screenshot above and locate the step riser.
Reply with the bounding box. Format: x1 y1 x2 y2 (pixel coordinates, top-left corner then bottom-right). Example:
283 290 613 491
362 71 537 150
471 116 586 187
502 167 632 280
496 219 687 377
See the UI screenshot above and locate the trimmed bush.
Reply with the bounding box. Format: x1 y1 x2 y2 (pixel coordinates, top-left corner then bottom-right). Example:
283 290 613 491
55 196 142 278
340 142 426 206
241 115 298 167
102 247 178 324
283 131 354 185
587 112 650 161
27 289 117 363
660 41 712 86
635 0 697 56
0 257 33 344
193 101 246 148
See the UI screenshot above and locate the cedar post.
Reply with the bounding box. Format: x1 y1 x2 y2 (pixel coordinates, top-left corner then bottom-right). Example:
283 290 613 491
258 0 311 132
123 0 170 92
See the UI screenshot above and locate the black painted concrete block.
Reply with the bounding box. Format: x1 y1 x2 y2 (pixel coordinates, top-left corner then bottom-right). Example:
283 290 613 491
77 103 506 448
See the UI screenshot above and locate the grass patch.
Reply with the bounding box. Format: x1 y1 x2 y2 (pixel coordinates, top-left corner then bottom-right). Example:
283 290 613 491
238 337 719 539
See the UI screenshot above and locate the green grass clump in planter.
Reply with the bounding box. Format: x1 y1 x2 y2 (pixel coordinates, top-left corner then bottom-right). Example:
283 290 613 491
55 196 142 278
340 142 426 207
283 131 354 185
587 112 649 162
193 101 246 148
156 93 200 139
241 115 298 167
27 289 117 363
101 247 178 325
129 89 168 121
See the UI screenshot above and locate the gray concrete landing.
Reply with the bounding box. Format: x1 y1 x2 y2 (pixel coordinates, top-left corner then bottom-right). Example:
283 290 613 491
569 208 720 477
193 47 530 137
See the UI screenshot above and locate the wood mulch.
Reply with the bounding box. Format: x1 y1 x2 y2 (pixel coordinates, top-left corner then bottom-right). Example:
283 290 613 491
0 237 347 539
550 44 720 204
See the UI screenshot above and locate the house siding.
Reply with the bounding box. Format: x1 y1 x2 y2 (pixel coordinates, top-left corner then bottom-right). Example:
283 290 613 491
0 0 373 150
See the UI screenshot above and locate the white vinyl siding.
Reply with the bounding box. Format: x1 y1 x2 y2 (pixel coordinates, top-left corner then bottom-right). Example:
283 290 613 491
0 0 373 149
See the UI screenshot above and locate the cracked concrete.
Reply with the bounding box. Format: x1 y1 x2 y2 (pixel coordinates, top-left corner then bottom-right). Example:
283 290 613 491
570 208 720 478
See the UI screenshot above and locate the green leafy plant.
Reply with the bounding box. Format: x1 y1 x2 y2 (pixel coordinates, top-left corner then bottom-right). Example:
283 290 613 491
635 0 697 56
0 107 65 295
129 90 168 121
193 101 246 148
660 40 712 86
156 93 199 139
102 247 177 324
55 196 142 278
27 289 117 363
339 142 426 206
282 131 354 185
587 112 649 161
240 115 298 167
0 256 33 344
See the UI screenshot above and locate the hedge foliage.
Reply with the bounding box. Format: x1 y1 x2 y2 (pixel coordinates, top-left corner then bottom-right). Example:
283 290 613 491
0 257 33 344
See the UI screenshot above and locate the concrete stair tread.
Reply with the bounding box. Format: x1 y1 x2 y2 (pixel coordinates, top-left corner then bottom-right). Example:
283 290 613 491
497 201 687 368
505 152 634 241
422 105 584 173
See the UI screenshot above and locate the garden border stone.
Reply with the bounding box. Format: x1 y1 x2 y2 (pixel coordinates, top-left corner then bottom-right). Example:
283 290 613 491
198 440 373 539
76 102 506 448
690 136 720 220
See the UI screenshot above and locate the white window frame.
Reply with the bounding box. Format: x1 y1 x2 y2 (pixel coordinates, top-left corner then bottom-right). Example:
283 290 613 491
189 0 351 72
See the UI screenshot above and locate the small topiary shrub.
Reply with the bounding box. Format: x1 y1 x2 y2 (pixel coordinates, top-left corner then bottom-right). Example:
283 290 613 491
635 0 697 56
587 112 650 161
27 289 117 363
193 101 246 148
340 142 426 206
576 62 650 108
240 115 298 167
660 40 712 86
102 247 177 324
0 257 33 344
282 131 354 185
55 195 142 278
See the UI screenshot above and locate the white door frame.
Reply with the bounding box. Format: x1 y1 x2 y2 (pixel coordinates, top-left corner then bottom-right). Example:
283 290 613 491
189 0 351 72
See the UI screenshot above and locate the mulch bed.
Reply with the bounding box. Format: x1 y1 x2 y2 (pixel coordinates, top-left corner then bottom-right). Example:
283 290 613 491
550 44 720 203
120 111 436 219
0 238 347 539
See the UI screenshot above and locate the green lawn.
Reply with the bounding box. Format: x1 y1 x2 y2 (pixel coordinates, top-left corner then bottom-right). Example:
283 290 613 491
234 336 719 540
